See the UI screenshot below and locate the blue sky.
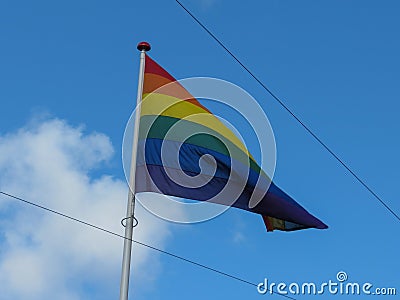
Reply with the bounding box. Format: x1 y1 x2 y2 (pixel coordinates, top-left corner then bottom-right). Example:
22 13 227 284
0 1 399 299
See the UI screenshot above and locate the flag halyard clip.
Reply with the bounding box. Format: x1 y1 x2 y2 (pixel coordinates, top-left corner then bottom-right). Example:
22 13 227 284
121 216 138 228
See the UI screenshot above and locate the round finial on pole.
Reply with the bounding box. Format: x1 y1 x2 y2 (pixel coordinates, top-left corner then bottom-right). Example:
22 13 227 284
137 41 151 52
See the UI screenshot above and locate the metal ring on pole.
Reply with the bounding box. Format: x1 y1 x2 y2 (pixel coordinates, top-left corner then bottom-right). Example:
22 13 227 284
121 216 138 228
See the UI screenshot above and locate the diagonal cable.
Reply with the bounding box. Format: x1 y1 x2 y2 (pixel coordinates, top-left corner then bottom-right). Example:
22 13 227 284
174 0 400 223
0 191 295 300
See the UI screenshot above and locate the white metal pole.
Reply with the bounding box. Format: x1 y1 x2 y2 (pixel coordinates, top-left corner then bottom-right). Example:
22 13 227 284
119 41 151 300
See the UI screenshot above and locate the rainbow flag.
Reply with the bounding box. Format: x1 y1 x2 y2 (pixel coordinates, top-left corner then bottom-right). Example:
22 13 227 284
135 54 328 232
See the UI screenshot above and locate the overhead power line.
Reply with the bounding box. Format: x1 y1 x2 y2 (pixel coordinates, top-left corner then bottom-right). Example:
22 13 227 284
174 0 400 223
0 191 295 300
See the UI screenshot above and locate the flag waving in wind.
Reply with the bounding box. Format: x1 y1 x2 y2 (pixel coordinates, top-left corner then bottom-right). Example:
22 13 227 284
134 53 328 232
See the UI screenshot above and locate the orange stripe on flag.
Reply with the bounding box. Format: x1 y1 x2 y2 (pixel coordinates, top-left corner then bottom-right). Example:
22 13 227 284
143 73 211 113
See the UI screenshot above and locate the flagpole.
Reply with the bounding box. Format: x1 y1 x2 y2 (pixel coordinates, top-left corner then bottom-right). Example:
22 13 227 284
119 41 151 300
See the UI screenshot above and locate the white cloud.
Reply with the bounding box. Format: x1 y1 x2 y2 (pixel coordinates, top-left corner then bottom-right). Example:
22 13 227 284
0 118 175 299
